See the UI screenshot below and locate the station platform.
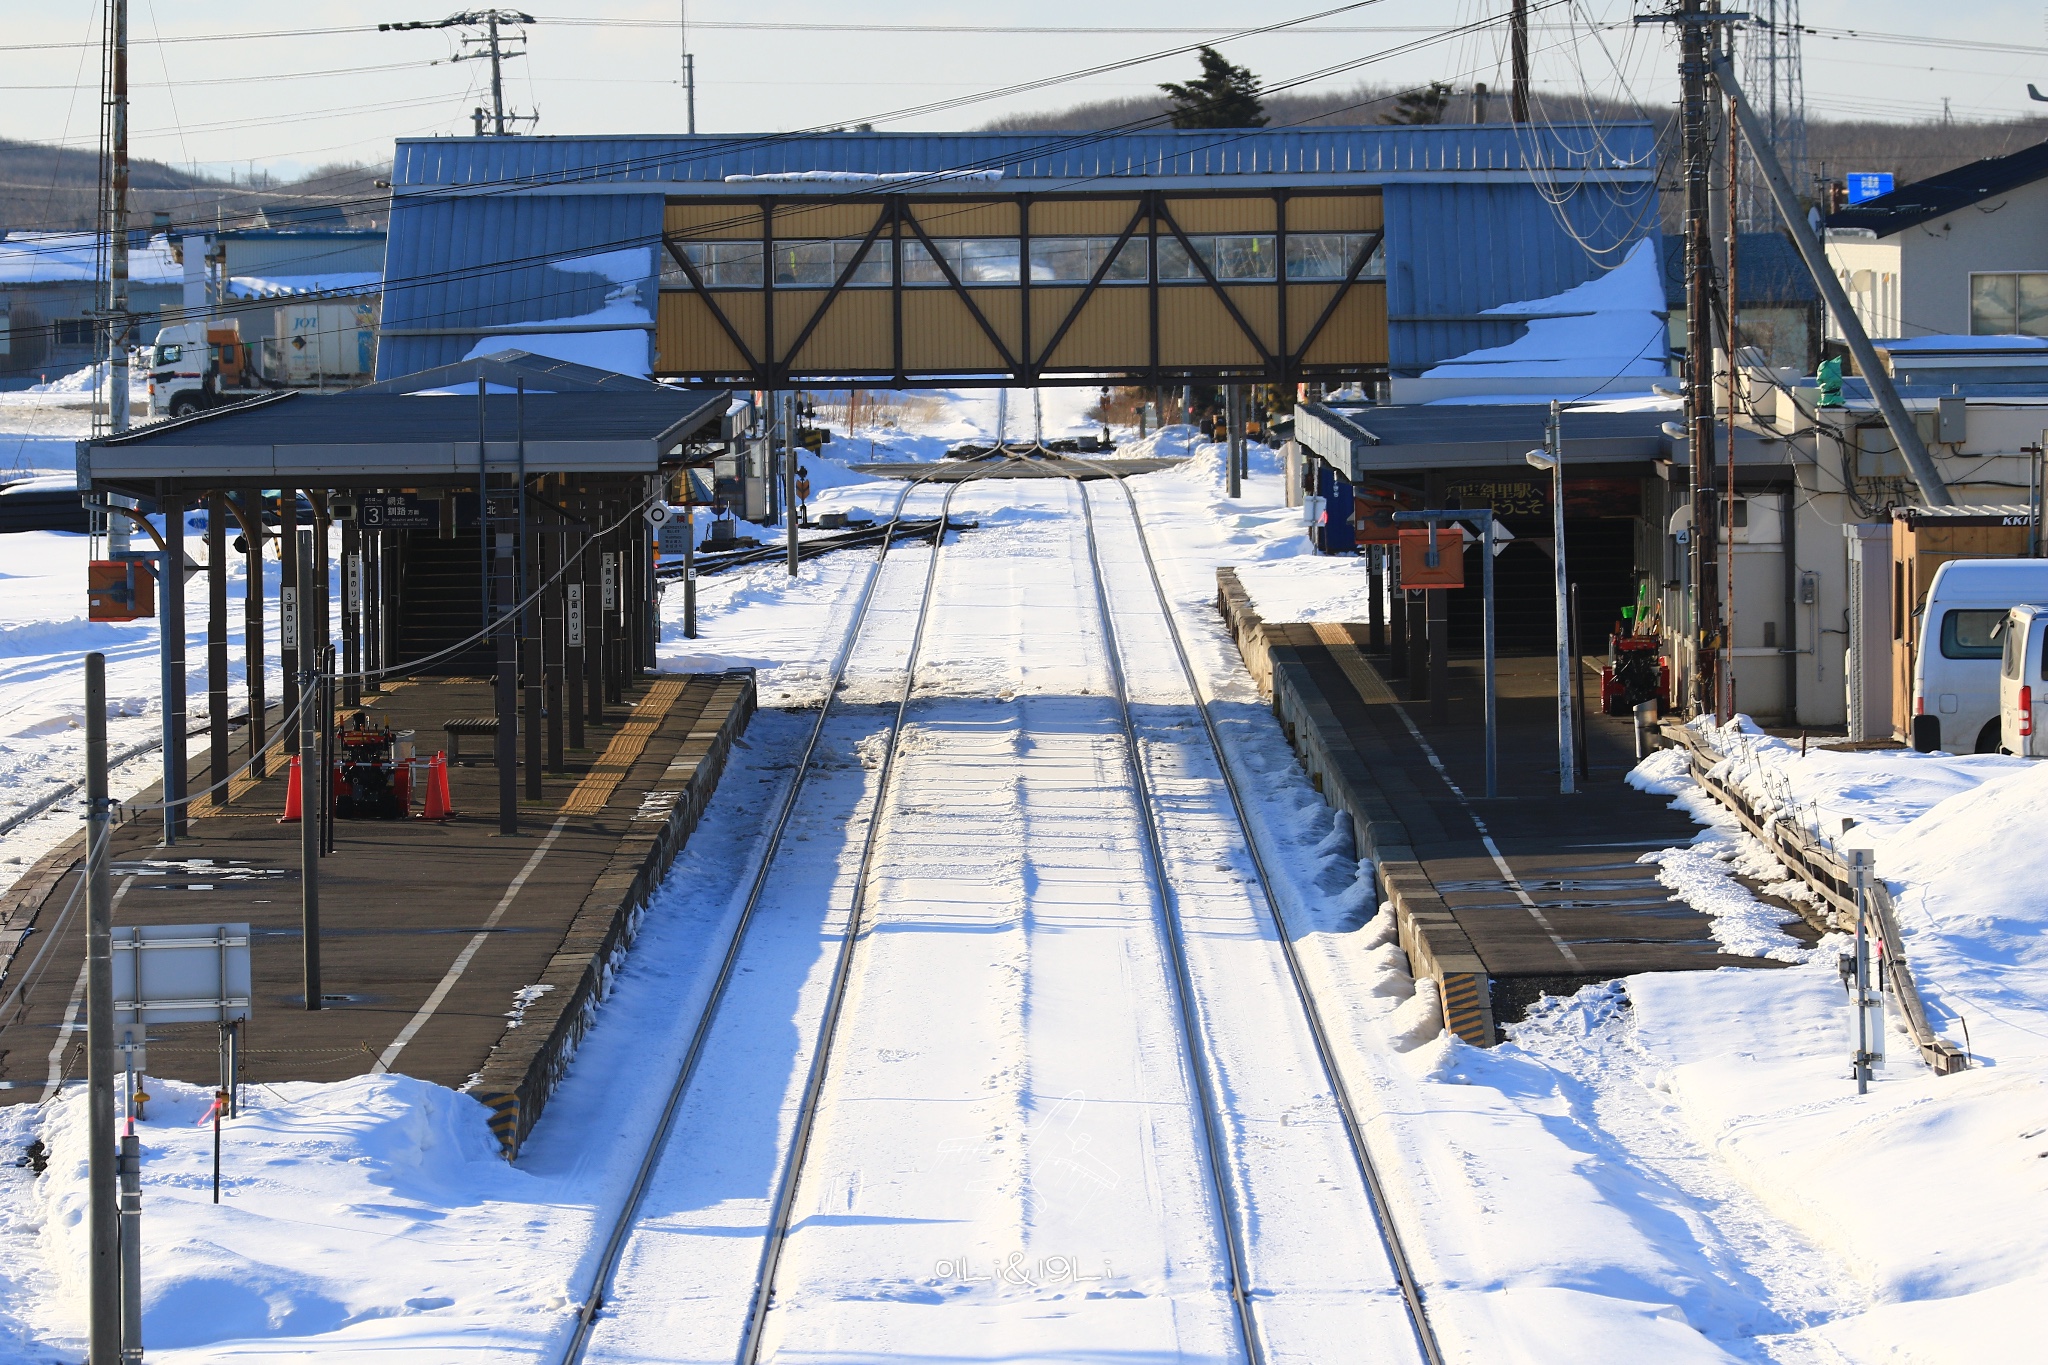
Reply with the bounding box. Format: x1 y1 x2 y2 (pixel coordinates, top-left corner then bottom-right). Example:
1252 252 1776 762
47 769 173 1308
0 669 754 1155
1217 569 1791 1044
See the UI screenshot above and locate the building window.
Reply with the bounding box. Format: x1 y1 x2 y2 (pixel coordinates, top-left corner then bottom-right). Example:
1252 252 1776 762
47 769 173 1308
1157 233 1278 282
1028 236 1148 284
53 317 94 346
1284 233 1383 280
1969 271 2048 336
772 239 892 288
902 238 1020 286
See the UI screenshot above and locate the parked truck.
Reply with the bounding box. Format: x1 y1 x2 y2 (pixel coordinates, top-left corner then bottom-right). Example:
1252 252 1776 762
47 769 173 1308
146 300 378 416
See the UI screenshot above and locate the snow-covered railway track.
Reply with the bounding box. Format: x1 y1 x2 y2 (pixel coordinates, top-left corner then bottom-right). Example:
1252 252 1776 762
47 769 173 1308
553 467 988 1365
559 462 1442 1365
1074 469 1445 1365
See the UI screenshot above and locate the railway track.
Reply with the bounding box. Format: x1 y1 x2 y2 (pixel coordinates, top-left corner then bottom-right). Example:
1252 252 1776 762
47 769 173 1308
557 459 1443 1364
555 464 997 1365
1074 466 1445 1365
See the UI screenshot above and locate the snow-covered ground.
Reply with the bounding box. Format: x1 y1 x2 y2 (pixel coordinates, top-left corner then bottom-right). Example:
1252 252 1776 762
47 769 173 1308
0 484 307 901
4 389 2045 1362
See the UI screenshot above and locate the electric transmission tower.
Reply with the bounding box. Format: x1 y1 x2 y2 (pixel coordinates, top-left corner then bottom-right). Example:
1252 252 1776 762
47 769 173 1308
381 10 538 136
1738 0 1806 229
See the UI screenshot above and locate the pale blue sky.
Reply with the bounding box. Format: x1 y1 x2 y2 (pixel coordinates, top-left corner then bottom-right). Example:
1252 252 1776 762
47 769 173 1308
2 1 2041 180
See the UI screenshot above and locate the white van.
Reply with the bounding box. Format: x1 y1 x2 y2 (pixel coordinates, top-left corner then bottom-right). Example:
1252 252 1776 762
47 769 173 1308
1912 559 2048 753
1999 605 2048 755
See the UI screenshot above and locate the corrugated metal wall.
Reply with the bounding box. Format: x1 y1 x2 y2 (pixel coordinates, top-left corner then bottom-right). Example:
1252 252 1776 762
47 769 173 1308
1383 180 1660 374
377 193 662 378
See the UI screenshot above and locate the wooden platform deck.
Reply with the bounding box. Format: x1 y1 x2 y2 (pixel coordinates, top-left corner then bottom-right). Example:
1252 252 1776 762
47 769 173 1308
0 670 754 1154
1217 570 1792 1042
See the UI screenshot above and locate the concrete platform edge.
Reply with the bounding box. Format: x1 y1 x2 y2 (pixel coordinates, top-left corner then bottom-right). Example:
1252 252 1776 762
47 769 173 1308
1215 569 1497 1046
470 669 758 1158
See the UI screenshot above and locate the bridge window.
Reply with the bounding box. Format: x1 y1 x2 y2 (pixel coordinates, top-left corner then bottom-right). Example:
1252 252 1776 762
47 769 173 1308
1029 237 1149 285
664 242 765 289
773 239 893 288
903 237 1021 285
664 240 895 289
1286 233 1383 281
1157 234 1277 282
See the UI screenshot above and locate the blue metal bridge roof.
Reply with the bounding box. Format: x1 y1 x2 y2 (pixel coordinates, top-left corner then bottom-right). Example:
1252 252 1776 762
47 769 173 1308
390 124 1658 191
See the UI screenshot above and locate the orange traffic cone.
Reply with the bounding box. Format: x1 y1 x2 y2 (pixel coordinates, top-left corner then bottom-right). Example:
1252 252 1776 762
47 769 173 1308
419 751 454 821
279 755 302 824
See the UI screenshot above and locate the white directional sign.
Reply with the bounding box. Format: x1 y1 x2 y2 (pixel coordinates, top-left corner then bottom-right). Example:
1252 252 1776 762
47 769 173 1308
565 583 585 647
113 923 252 1027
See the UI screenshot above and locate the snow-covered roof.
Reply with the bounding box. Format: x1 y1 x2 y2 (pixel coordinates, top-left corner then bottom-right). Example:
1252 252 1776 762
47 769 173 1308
0 231 181 287
1420 238 1669 384
224 272 381 299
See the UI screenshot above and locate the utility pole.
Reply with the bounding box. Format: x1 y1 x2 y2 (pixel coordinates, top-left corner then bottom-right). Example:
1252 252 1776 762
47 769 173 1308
1640 0 1735 719
85 653 120 1365
105 0 130 437
379 10 537 136
681 1 697 133
1510 0 1531 122
1685 2 1719 722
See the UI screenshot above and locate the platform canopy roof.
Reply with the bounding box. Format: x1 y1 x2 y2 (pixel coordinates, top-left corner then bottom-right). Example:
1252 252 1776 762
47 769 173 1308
77 381 729 492
1296 401 1676 482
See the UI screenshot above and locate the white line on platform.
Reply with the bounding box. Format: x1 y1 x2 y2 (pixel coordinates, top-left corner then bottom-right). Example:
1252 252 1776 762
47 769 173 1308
40 874 136 1102
374 814 570 1076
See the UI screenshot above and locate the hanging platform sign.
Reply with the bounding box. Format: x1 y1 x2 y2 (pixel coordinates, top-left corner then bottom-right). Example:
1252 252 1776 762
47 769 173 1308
565 583 585 648
357 493 439 532
1398 527 1466 589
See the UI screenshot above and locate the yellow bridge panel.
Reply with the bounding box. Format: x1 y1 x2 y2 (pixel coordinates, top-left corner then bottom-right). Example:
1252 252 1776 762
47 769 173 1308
1042 288 1149 371
1301 280 1388 368
1286 195 1384 232
1028 200 1147 236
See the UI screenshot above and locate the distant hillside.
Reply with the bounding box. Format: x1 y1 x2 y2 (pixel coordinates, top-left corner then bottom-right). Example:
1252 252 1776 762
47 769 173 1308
0 138 389 235
984 86 2048 231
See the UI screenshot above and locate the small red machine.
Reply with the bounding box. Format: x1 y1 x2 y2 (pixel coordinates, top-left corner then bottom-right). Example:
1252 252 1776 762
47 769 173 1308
1600 635 1670 715
333 716 416 820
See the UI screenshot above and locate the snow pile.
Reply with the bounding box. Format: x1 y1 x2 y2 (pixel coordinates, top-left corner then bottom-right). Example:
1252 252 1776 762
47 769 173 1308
0 1073 578 1360
1567 717 2048 1358
25 364 104 397
464 248 656 376
1681 714 2022 847
1402 237 1670 403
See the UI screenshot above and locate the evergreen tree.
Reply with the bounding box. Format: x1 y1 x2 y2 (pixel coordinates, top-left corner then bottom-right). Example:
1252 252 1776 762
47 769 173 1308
1381 82 1453 126
1159 47 1268 129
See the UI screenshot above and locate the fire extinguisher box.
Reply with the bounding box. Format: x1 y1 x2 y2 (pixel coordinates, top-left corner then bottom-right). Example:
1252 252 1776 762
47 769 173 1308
88 560 156 621
1397 527 1466 590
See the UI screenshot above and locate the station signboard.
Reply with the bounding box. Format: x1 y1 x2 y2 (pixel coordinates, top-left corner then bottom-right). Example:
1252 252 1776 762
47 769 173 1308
357 492 440 531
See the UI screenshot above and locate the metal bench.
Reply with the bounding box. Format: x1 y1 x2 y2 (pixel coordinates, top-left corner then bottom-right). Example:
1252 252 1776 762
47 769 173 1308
443 717 498 763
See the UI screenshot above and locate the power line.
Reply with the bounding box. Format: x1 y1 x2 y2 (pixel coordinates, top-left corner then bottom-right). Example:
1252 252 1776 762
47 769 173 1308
0 8 1624 371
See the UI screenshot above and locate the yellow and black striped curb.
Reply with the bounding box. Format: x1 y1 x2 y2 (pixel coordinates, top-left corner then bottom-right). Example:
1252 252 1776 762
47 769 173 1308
469 670 758 1159
1217 567 1499 1047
